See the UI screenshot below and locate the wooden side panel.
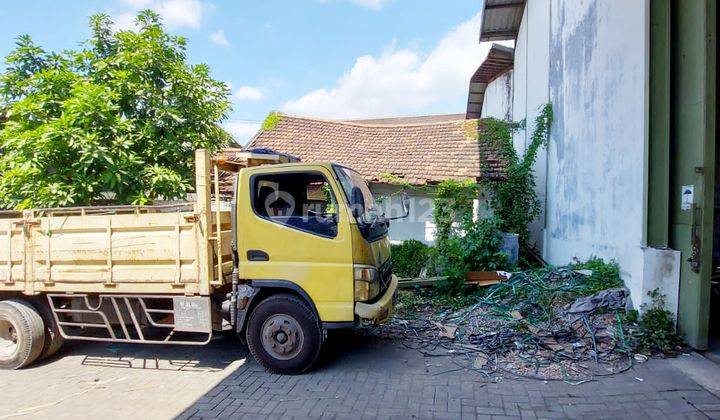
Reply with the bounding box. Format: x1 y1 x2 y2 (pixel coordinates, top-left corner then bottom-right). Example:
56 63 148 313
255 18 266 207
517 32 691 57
0 209 231 295
30 212 202 285
0 219 25 289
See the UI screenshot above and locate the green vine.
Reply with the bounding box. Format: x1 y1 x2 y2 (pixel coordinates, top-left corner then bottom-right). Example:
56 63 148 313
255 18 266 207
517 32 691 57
262 111 283 132
432 179 478 244
480 103 553 250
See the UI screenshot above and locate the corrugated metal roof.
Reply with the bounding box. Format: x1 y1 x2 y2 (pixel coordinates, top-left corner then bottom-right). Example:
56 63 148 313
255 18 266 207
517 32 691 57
466 44 515 119
479 0 526 42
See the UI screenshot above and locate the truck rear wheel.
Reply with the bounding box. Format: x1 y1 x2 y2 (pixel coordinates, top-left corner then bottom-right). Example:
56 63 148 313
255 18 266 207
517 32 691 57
30 297 65 360
0 299 46 369
246 294 322 374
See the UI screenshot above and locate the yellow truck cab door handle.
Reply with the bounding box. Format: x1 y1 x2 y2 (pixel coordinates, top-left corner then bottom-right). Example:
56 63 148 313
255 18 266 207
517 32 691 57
247 250 269 262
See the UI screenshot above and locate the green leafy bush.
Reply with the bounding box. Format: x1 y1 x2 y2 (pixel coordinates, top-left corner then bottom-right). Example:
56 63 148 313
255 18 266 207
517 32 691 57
431 179 510 294
635 289 683 353
0 11 231 209
390 240 431 278
569 257 623 295
458 217 509 272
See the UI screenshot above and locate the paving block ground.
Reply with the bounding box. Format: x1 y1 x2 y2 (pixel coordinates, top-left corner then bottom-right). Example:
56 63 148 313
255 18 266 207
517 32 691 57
1 331 719 419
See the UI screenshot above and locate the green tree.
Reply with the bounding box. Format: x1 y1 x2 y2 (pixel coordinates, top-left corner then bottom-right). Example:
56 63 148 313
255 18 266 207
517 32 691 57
0 11 232 209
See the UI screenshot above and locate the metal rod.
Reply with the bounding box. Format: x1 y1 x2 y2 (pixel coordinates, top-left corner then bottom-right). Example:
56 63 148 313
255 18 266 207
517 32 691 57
124 297 145 340
111 297 131 340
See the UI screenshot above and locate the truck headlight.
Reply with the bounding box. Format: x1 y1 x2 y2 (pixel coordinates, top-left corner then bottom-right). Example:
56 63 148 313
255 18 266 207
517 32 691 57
354 265 380 302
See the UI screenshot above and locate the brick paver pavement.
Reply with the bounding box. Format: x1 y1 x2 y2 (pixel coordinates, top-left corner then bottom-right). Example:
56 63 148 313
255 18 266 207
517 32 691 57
181 332 720 420
1 331 719 419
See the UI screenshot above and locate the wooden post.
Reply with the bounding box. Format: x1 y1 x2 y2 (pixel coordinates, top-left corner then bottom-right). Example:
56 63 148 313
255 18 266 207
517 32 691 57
213 163 223 285
195 149 213 296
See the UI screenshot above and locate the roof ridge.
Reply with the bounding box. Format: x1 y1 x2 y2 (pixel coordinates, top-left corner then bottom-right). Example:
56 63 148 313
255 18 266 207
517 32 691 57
279 113 476 128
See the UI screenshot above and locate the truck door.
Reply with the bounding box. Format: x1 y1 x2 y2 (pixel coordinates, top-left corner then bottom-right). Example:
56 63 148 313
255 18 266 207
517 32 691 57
236 166 354 322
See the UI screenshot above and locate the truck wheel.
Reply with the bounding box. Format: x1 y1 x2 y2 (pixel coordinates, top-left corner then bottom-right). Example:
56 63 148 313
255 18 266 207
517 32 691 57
30 297 65 359
246 294 322 374
0 299 46 369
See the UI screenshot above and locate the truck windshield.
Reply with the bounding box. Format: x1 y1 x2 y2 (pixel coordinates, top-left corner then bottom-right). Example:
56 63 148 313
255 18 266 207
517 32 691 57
333 165 387 241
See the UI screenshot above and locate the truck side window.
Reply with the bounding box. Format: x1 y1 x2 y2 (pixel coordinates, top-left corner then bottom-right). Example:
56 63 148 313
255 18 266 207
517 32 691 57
251 172 338 238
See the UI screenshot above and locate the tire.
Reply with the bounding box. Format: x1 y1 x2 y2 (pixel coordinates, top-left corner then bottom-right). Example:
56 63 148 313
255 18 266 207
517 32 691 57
29 297 65 359
246 294 322 374
0 299 46 369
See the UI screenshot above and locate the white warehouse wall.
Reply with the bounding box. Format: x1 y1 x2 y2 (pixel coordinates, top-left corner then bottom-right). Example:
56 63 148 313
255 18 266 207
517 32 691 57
509 0 551 252
481 70 513 120
543 0 648 306
481 0 652 308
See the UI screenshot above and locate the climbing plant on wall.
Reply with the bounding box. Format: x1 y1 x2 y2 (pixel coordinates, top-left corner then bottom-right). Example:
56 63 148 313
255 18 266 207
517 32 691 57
480 103 553 250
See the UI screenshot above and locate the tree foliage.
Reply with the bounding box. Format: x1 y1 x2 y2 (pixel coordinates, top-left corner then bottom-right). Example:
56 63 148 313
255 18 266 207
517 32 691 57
0 11 232 209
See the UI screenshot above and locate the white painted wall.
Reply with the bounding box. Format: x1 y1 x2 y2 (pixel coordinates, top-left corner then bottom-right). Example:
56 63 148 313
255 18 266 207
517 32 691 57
481 70 513 120
371 183 489 245
508 0 551 252
543 0 648 308
482 0 656 309
371 184 435 244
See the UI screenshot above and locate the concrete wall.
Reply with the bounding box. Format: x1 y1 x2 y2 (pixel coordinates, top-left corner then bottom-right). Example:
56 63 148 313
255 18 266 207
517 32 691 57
544 0 648 307
481 0 657 309
481 70 513 120
508 0 551 252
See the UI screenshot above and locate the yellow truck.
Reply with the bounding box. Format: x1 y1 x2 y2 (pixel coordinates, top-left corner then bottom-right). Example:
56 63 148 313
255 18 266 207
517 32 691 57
0 149 403 374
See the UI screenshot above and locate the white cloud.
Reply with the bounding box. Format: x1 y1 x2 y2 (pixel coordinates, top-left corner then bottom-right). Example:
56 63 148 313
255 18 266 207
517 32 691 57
282 14 506 119
155 0 202 28
224 120 262 145
113 0 204 31
235 86 263 101
210 29 229 46
113 11 140 31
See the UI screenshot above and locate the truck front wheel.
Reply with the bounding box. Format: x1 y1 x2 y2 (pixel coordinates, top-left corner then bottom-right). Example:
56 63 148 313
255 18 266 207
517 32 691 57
246 294 322 374
0 299 46 369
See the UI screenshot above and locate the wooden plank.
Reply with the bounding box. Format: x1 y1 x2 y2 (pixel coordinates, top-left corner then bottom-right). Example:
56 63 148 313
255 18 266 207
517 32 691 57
397 277 447 288
196 149 213 296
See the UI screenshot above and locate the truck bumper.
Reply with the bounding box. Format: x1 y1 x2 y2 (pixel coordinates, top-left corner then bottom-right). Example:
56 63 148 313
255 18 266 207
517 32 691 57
354 275 398 324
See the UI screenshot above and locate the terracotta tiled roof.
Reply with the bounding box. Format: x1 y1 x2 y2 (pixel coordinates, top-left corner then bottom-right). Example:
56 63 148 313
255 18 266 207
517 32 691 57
247 114 504 186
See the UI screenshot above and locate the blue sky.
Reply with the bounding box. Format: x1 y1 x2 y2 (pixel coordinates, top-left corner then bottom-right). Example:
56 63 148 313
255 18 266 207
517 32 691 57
0 0 496 144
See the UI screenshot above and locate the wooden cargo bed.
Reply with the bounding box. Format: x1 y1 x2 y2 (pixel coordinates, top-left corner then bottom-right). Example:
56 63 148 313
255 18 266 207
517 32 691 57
0 150 245 296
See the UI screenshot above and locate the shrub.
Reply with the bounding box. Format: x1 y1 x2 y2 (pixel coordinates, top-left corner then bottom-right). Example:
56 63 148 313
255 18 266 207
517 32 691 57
391 240 430 278
635 289 683 353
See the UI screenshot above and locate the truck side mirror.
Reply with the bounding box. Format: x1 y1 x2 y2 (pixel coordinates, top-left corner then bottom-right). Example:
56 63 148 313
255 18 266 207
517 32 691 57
388 191 410 220
350 186 365 219
401 191 410 218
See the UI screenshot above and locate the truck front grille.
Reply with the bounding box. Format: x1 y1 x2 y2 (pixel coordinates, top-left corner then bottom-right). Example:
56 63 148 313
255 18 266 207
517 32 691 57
378 258 393 295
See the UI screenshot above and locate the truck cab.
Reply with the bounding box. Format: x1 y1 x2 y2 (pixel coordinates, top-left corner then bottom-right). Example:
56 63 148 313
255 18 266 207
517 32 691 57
0 150 401 374
235 161 400 373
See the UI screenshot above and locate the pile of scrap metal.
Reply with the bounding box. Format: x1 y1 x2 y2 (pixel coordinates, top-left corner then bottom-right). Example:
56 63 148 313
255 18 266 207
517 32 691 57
368 266 641 384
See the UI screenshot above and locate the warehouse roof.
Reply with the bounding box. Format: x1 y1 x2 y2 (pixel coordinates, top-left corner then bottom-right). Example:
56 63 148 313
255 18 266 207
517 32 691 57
247 114 505 186
467 43 515 118
479 0 526 42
